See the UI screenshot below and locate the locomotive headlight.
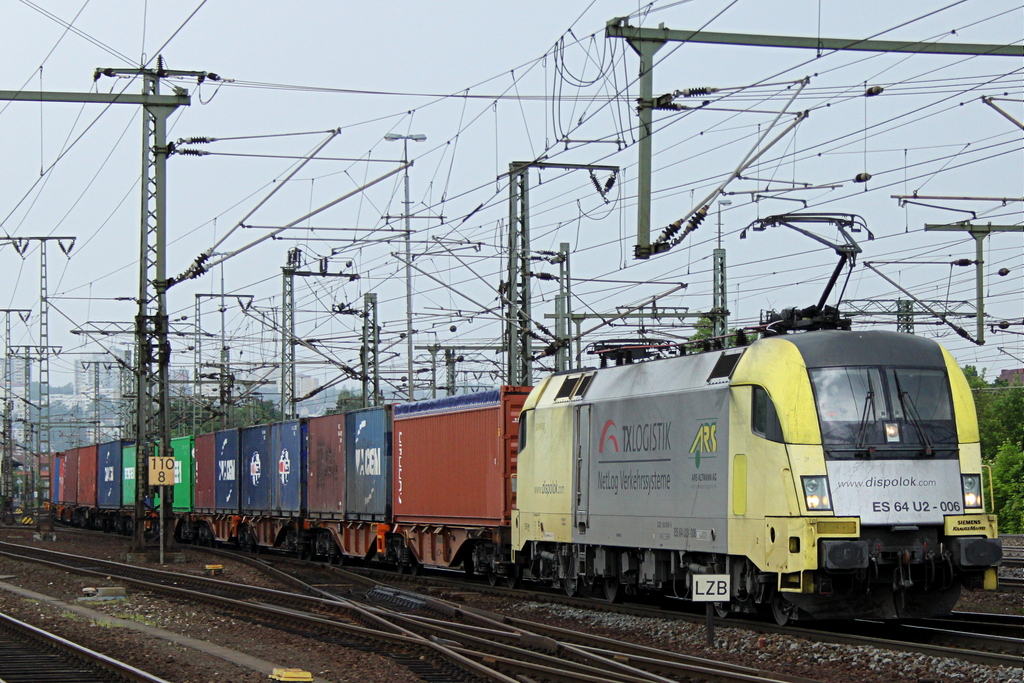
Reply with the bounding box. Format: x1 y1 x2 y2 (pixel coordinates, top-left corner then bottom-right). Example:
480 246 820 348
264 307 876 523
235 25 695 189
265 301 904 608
884 422 900 442
802 476 832 511
961 474 983 509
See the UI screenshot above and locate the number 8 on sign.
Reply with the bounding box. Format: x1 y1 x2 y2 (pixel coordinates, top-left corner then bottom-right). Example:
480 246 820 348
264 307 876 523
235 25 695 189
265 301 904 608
149 457 175 486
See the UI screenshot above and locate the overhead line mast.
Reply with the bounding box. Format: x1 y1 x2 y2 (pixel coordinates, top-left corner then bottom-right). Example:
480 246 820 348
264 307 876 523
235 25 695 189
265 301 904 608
604 17 1024 260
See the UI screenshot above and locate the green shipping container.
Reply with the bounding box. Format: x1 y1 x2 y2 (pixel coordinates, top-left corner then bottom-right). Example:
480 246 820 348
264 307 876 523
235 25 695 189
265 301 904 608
153 436 195 513
121 444 137 507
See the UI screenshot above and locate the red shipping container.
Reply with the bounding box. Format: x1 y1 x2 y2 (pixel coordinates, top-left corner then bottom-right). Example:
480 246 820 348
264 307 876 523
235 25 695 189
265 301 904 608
77 445 98 507
306 413 346 518
194 432 216 512
62 448 79 505
392 386 529 526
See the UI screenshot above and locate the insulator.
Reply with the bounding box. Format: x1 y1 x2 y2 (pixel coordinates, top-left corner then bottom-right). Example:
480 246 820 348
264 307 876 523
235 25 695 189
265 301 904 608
998 320 1010 329
998 267 1010 276
590 171 602 195
681 205 709 237
853 172 872 183
952 259 973 267
864 86 884 97
175 148 208 157
604 172 617 194
680 87 718 97
185 136 213 144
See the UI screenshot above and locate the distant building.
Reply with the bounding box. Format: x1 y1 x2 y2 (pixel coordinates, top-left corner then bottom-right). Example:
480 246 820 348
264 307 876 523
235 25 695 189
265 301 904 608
296 374 319 398
997 368 1024 385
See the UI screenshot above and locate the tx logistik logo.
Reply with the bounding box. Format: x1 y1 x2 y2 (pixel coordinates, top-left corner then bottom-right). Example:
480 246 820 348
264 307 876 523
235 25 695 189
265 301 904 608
599 420 619 453
688 421 718 468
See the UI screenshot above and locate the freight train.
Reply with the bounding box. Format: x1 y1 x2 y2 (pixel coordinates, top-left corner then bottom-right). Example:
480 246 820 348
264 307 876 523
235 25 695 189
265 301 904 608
49 329 1002 623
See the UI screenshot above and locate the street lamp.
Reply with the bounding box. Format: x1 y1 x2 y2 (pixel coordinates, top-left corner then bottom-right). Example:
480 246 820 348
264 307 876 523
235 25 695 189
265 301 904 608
384 132 427 401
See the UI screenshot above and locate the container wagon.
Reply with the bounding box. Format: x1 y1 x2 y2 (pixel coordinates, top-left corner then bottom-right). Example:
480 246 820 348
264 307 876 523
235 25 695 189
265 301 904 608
387 387 529 578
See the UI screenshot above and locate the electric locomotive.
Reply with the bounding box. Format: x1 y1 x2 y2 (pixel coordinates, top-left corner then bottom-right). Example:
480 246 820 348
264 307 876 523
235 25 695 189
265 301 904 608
512 329 1001 622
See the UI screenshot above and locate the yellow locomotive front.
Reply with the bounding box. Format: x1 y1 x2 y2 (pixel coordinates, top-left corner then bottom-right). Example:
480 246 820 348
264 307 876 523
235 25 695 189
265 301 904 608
729 329 1000 622
512 329 1000 622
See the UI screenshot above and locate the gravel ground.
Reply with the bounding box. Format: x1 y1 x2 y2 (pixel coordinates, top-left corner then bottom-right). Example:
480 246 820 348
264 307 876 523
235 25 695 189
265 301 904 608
0 528 427 683
0 526 1020 683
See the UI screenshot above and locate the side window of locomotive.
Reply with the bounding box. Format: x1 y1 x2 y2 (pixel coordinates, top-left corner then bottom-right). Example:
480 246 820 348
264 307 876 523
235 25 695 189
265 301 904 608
553 372 595 402
751 386 784 443
519 409 530 451
555 376 579 401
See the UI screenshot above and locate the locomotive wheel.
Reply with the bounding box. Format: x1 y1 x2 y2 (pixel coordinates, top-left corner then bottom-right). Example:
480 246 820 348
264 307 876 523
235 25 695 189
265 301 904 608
714 602 731 619
563 575 580 598
506 568 521 589
487 569 499 587
771 595 794 626
601 577 620 603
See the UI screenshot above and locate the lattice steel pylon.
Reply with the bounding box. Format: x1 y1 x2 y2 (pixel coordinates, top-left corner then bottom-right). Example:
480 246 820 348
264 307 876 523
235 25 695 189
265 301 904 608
96 62 204 552
0 309 31 520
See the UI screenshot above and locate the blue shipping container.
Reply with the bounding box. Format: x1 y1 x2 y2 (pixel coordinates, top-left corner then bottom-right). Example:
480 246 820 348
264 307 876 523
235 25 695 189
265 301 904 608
97 441 123 509
240 425 271 514
345 407 392 521
271 420 306 515
52 455 62 504
215 429 240 513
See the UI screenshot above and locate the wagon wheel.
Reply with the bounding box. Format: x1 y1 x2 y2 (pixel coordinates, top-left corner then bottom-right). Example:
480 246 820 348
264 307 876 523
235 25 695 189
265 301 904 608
714 601 731 619
487 569 499 587
563 575 580 598
602 577 620 603
505 565 521 589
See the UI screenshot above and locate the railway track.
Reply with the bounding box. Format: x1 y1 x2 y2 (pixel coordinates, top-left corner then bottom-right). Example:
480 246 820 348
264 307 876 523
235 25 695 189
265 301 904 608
6 531 1020 678
0 541 829 683
199 545 1023 670
0 609 171 683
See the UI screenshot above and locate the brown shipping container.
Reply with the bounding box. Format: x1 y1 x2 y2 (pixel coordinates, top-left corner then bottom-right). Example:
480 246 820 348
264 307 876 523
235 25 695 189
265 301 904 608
77 444 98 507
306 413 346 518
194 432 216 511
62 448 79 505
392 386 529 526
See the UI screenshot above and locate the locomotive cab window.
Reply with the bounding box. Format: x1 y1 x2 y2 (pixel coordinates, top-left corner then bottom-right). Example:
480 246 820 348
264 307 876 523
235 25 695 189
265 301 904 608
809 366 956 459
751 386 784 443
519 409 530 451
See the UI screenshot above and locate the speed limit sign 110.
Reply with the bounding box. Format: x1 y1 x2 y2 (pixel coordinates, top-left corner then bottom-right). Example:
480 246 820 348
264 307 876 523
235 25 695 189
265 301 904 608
148 457 175 486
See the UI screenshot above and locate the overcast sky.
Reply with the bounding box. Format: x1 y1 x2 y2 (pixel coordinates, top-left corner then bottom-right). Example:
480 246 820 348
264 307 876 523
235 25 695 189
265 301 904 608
1 0 1021 401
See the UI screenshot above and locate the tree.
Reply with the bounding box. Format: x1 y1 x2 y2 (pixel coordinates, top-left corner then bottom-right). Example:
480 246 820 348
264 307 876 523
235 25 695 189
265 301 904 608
963 365 1024 530
332 387 364 414
991 441 1024 533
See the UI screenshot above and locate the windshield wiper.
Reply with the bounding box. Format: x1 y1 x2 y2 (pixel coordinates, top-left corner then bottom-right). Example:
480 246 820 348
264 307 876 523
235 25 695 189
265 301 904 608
899 390 934 457
854 389 875 456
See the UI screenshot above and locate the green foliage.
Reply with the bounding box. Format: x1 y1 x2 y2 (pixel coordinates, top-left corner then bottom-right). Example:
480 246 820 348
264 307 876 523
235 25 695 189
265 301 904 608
991 441 1024 533
332 387 364 414
964 365 1024 530
689 316 714 342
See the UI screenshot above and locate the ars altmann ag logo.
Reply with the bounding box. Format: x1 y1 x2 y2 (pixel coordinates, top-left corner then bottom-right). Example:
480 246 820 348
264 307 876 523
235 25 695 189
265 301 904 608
249 451 261 486
278 449 292 484
688 421 718 468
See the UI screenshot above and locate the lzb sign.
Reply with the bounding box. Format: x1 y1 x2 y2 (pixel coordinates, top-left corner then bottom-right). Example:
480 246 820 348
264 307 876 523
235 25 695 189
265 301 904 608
692 574 731 602
148 457 176 486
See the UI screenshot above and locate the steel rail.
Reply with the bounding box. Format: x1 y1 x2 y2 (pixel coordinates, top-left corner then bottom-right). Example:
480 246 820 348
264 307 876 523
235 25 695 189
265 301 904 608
0 610 172 683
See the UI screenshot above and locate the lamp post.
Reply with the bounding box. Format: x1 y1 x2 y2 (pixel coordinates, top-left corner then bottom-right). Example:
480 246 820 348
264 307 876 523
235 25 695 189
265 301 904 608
384 132 426 401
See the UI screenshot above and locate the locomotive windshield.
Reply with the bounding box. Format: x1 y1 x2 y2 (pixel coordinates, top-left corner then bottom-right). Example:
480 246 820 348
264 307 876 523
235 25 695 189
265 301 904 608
809 366 957 458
